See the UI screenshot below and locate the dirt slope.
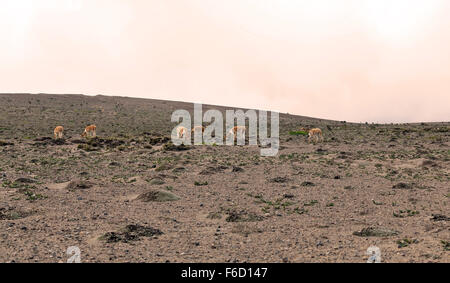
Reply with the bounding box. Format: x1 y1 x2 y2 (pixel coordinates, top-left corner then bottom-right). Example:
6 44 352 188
0 93 448 262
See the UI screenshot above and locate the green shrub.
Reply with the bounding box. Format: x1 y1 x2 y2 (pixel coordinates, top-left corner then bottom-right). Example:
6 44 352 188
289 131 308 136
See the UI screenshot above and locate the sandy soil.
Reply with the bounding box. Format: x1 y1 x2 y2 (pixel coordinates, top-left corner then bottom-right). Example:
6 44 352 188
0 93 448 263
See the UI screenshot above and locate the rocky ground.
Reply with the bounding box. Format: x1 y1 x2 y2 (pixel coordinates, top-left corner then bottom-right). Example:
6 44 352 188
0 93 448 262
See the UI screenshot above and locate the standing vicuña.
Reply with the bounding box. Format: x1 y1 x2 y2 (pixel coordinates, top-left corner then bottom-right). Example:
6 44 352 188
81 125 97 138
54 126 64 139
227 126 246 141
176 126 189 139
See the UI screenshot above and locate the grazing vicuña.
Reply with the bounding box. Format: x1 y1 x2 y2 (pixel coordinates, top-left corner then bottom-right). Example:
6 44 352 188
227 126 246 141
300 127 323 143
81 125 97 138
53 126 64 139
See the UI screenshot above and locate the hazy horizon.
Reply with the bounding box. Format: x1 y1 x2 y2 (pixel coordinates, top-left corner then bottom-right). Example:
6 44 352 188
1 0 450 123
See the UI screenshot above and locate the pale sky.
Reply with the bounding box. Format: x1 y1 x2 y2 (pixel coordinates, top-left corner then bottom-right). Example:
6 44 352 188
1 0 449 123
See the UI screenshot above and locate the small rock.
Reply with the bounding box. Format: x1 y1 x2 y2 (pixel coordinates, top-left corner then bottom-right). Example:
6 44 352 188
393 182 413 190
66 180 94 190
15 177 37 184
232 166 244 172
353 227 399 237
271 177 289 183
136 190 180 202
431 214 449 222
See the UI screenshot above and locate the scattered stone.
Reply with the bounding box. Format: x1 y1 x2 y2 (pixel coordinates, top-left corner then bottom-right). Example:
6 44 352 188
207 211 222 220
271 177 289 183
231 223 262 237
100 224 163 243
225 209 263 223
148 136 170 145
431 214 449 222
393 182 413 190
65 180 94 190
199 166 228 175
442 241 450 251
33 137 67 146
397 238 418 248
421 160 438 168
149 178 165 185
162 142 189 151
15 177 37 184
0 207 31 220
77 144 100 152
52 139 66 145
136 190 180 202
232 166 244 173
70 139 85 144
33 137 53 142
0 140 14 146
101 138 126 148
172 167 186 173
353 227 399 237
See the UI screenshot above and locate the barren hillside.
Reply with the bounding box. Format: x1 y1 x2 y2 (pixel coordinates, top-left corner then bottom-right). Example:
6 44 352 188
0 93 448 262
